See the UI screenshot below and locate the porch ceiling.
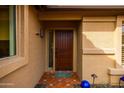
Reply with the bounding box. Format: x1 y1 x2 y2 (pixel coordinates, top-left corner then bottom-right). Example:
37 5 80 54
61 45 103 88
46 5 124 9
37 5 124 10
36 5 124 21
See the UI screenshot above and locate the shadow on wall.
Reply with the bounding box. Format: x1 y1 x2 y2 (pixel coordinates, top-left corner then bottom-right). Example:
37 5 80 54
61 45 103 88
82 34 116 84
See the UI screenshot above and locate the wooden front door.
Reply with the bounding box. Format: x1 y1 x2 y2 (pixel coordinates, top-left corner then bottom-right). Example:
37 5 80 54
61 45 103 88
55 30 73 71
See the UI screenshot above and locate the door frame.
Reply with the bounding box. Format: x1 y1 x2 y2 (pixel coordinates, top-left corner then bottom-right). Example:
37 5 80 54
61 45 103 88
45 28 77 72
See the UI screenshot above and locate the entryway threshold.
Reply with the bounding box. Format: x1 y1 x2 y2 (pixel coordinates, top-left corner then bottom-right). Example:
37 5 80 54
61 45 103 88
35 71 80 88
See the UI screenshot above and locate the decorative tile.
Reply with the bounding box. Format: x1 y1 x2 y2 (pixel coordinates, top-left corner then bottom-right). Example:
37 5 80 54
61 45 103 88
38 71 80 88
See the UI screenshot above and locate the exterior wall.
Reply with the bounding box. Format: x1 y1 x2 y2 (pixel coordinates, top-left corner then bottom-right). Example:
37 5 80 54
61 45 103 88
0 6 123 87
82 17 116 84
109 68 124 85
83 55 115 84
109 16 124 85
0 6 45 87
77 21 83 79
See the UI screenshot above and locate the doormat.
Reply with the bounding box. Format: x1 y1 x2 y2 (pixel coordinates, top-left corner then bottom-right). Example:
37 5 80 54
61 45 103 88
55 71 72 78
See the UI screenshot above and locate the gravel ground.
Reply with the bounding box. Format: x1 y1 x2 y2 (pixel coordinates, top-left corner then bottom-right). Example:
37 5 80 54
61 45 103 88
73 84 124 88
35 84 124 88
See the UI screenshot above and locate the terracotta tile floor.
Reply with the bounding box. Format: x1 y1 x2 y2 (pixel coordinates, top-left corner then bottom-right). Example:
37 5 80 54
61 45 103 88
37 71 81 88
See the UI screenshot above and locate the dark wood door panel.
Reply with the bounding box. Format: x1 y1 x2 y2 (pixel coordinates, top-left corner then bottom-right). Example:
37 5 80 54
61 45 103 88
55 30 73 71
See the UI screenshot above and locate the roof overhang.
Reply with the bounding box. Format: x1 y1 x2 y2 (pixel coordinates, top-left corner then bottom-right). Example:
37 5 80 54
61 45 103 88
36 5 124 11
36 5 124 21
46 5 124 9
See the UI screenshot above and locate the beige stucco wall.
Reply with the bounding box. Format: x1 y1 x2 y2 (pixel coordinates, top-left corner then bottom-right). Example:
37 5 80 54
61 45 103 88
82 17 116 84
77 21 83 79
0 6 122 87
0 6 45 88
83 55 115 84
